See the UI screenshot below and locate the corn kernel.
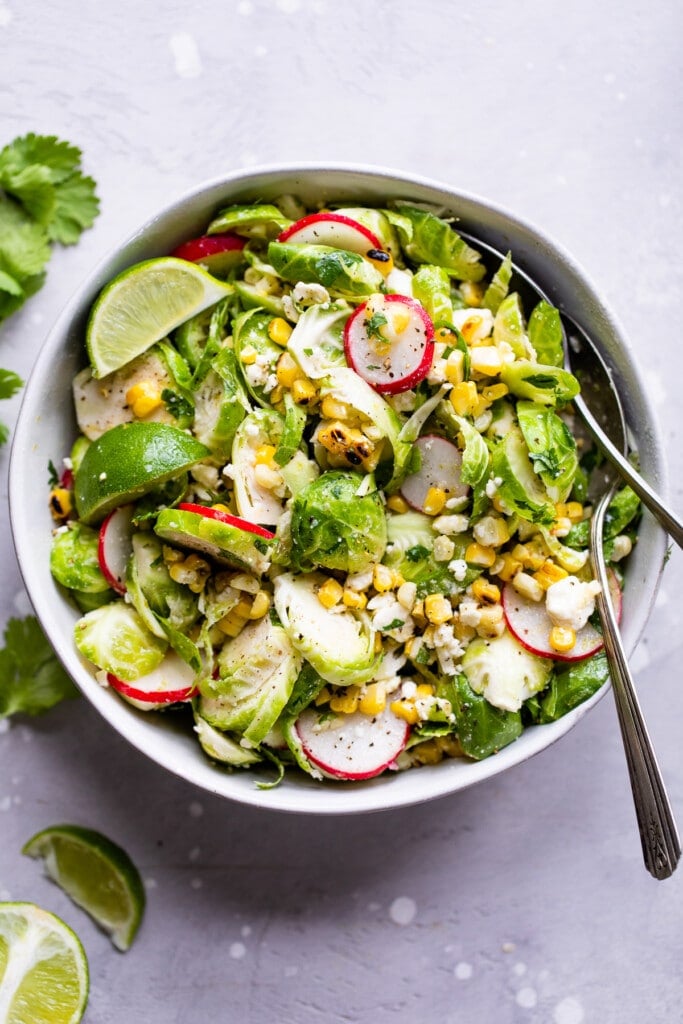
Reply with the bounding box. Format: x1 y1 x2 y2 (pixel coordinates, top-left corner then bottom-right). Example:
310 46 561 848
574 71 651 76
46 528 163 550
481 383 509 402
249 591 271 619
469 346 504 377
314 686 331 706
126 382 162 418
240 344 258 365
168 553 211 593
386 493 410 514
330 686 360 714
253 463 282 490
390 699 420 725
390 308 411 334
317 578 344 608
255 444 277 467
268 317 293 346
533 560 569 591
291 378 317 405
495 552 523 582
460 281 486 307
374 632 383 653
320 395 351 421
49 487 72 519
512 571 545 603
423 486 447 516
235 597 254 617
549 625 577 653
460 313 488 344
276 351 302 388
217 609 249 637
415 683 435 699
465 542 496 568
366 249 394 275
453 619 477 642
471 578 501 604
424 593 452 625
449 380 479 417
435 327 456 343
269 384 284 406
372 564 395 592
342 588 367 610
317 421 374 466
397 581 417 611
473 514 510 549
359 682 386 716
444 349 465 385
550 516 572 538
476 604 505 638
211 503 231 514
433 535 455 562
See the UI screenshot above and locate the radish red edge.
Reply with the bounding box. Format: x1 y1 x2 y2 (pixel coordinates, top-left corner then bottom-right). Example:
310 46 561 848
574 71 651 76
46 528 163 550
171 233 246 263
177 503 275 539
98 505 135 595
107 673 197 705
344 295 435 395
295 707 410 781
277 211 382 250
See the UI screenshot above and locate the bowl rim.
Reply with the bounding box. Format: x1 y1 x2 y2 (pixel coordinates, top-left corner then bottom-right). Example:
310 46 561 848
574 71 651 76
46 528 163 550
9 162 668 815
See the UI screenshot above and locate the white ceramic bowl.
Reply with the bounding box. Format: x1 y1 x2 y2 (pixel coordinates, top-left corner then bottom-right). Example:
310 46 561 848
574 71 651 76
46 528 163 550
9 164 668 814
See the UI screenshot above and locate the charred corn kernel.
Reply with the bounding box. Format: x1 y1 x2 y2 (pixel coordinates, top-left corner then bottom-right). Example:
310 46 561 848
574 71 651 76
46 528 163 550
253 463 282 490
465 542 497 568
469 346 504 376
320 395 352 421
269 384 284 406
49 487 72 519
373 564 395 593
533 560 569 591
476 604 505 638
168 553 211 592
248 591 271 619
471 578 501 604
317 420 374 466
315 686 331 706
473 515 510 548
342 588 367 610
460 313 488 344
216 611 248 638
390 699 420 725
444 349 465 385
317 578 344 608
330 686 360 714
512 571 545 602
460 281 486 307
481 383 509 401
495 552 524 582
449 380 479 416
268 317 293 346
512 542 545 571
162 544 184 564
390 308 411 334
255 444 277 467
423 487 447 516
453 619 477 642
359 682 386 716
239 344 258 365
291 378 317 405
366 248 394 275
549 625 577 653
424 593 452 625
126 382 162 418
386 493 409 514
359 441 384 473
276 351 302 388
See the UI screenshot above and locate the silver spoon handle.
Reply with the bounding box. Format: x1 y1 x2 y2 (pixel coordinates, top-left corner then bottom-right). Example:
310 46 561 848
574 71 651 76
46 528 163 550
591 489 680 879
576 393 683 549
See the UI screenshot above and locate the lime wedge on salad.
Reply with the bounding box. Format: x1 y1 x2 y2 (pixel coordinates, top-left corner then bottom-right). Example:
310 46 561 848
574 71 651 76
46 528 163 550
22 825 145 953
0 901 89 1023
86 257 232 378
73 421 209 524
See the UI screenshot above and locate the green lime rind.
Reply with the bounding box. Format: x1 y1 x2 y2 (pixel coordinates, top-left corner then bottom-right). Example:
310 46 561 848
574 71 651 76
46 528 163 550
0 900 89 1023
154 508 273 575
22 825 146 953
73 422 209 525
86 257 232 378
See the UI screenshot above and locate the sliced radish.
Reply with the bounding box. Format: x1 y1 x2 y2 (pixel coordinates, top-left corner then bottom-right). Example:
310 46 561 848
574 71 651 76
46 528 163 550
170 233 246 275
98 504 135 595
107 653 197 711
278 212 383 255
59 466 74 490
295 703 409 781
502 570 622 663
177 503 275 539
344 294 434 394
400 434 468 512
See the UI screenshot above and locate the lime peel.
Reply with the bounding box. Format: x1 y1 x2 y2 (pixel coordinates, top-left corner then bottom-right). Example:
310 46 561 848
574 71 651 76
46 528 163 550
22 825 145 953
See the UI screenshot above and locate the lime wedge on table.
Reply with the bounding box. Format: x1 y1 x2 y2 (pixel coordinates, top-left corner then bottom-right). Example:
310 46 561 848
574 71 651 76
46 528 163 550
86 257 232 378
0 902 88 1023
74 422 209 524
22 826 145 953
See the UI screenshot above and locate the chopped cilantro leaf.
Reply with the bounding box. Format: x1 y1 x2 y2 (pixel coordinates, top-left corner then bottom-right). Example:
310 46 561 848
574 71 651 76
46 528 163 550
365 311 388 341
0 616 78 719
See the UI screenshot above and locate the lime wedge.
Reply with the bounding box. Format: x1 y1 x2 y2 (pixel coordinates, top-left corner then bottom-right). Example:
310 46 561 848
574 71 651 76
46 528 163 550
22 826 145 953
0 902 89 1023
86 257 232 378
73 422 208 524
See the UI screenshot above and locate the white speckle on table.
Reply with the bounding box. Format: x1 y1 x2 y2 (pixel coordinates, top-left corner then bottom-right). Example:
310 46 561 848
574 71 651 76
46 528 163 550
188 801 204 818
0 720 10 735
229 941 246 959
516 987 538 1009
145 877 157 890
553 997 585 1024
237 0 252 12
190 877 203 890
389 896 416 926
12 795 20 806
276 0 302 12
616 91 627 102
169 32 203 79
188 846 201 862
513 962 527 977
454 962 473 981
0 796 12 812
0 3 12 27
659 193 672 208
241 925 252 938
367 901 381 912
254 44 268 57
501 941 516 953
604 72 616 84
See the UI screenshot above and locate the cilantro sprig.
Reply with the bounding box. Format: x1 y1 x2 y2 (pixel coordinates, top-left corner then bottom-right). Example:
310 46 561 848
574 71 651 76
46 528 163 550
0 133 100 322
0 616 78 719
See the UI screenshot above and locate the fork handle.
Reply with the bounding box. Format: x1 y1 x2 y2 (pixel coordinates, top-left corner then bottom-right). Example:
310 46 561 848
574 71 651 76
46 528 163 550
577 394 683 549
591 490 681 879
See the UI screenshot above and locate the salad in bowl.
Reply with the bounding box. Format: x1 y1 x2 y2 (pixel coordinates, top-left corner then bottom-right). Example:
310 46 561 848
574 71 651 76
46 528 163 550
45 192 642 788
